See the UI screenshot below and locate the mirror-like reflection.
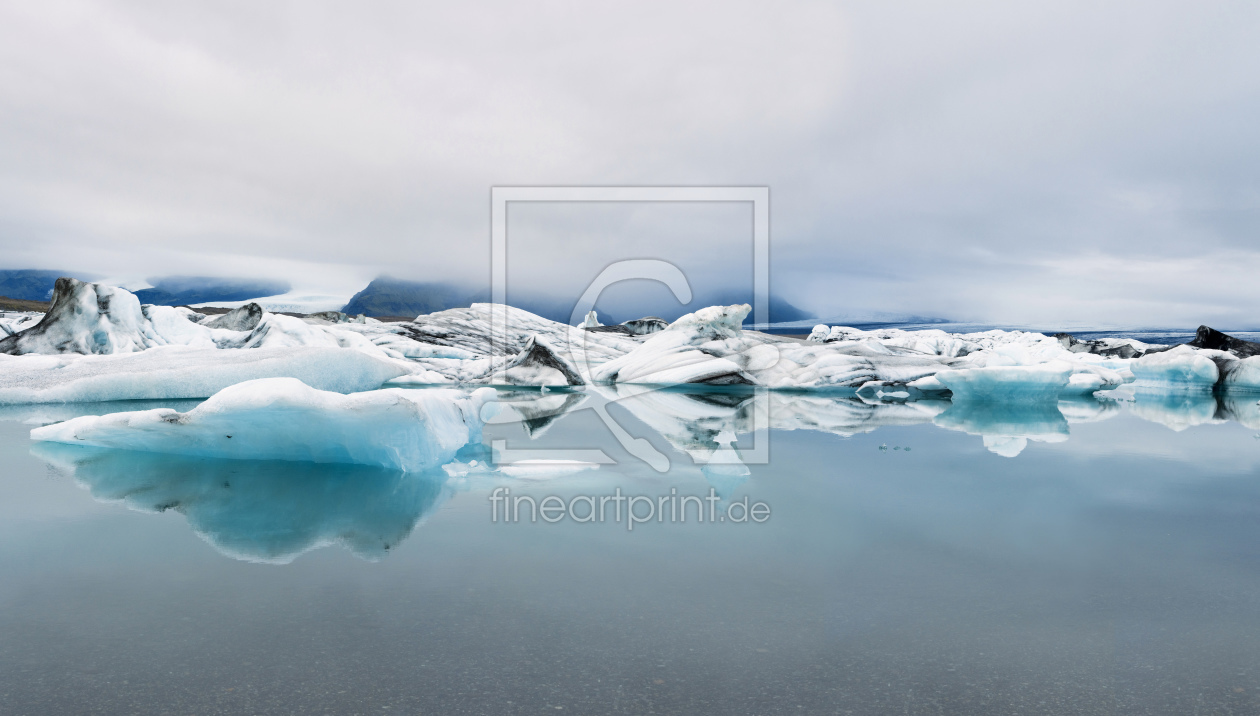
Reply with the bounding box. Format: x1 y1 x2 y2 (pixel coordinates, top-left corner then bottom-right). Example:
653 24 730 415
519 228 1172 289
6 383 1260 715
15 384 1260 563
32 442 450 564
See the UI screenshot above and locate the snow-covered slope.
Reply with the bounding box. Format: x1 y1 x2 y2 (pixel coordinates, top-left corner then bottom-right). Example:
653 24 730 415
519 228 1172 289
32 378 497 472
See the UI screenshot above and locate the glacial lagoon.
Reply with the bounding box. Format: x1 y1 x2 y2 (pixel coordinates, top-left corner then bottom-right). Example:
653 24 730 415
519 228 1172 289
2 386 1260 715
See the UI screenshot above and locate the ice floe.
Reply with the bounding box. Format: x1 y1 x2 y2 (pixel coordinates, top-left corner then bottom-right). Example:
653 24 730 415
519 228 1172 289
0 346 407 404
4 278 1259 407
31 378 497 472
0 311 42 337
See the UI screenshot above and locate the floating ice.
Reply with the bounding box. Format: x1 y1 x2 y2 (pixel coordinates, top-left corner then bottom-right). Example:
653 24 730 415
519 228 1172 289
1 279 155 354
1130 345 1220 390
0 346 407 404
0 278 403 358
6 279 1256 401
498 459 601 479
935 363 1073 403
31 378 498 472
0 311 42 337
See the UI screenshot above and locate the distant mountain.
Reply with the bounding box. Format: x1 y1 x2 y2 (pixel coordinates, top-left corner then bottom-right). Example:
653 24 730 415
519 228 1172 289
0 269 95 301
134 276 291 306
812 311 950 326
500 291 813 325
342 277 488 318
340 275 817 324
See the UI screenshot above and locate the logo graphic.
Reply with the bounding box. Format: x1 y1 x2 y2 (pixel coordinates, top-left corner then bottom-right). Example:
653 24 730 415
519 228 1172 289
488 186 772 471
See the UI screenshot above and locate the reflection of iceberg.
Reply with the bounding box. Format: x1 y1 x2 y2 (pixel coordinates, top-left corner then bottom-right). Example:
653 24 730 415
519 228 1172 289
1128 389 1221 432
700 430 751 498
32 442 449 564
1057 397 1121 424
1218 393 1260 430
488 389 589 437
595 385 755 495
31 379 497 472
934 401 1069 457
603 384 754 459
768 393 944 436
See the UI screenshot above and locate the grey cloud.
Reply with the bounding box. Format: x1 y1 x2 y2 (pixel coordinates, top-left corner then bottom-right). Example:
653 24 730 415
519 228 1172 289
0 1 1258 326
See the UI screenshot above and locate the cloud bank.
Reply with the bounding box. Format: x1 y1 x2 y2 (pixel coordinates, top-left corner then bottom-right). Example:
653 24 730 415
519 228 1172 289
1 1 1258 326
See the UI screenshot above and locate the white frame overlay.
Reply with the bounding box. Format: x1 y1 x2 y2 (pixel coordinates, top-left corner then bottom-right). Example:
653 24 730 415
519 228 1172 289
489 186 772 469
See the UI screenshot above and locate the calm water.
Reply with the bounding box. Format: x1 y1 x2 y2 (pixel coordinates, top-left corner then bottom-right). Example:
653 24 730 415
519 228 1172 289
2 387 1260 715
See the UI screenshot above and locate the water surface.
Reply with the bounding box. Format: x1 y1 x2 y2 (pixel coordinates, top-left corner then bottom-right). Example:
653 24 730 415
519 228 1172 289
2 388 1260 715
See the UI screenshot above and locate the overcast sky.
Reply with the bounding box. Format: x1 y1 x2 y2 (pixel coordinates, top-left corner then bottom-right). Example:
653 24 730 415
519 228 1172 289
2 1 1259 327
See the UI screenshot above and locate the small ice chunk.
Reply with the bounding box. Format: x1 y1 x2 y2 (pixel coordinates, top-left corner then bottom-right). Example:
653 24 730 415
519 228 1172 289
498 459 600 479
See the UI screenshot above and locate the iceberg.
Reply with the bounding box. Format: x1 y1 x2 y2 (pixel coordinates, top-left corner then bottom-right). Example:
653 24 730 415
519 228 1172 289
1130 345 1221 390
0 278 157 354
0 278 402 357
0 311 42 337
0 346 407 404
594 305 949 389
31 378 498 472
1187 325 1260 358
935 363 1073 403
1221 356 1260 392
4 278 1253 401
621 316 668 336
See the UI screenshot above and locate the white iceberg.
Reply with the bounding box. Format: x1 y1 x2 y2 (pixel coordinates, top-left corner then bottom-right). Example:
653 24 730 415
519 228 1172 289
0 346 407 404
594 304 949 389
0 311 42 337
31 378 498 472
5 279 1252 402
1130 345 1221 390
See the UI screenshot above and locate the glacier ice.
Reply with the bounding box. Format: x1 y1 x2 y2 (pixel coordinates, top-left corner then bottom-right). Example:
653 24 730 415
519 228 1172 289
0 279 156 354
0 311 42 337
1130 345 1220 390
5 278 1259 406
621 316 668 336
1129 345 1260 393
935 363 1073 403
31 378 498 472
0 346 407 404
